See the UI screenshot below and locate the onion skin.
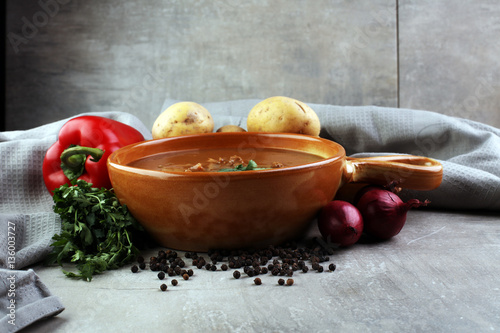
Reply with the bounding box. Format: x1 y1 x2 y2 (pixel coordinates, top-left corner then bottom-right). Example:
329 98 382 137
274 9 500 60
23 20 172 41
357 189 429 240
318 200 364 247
353 181 403 206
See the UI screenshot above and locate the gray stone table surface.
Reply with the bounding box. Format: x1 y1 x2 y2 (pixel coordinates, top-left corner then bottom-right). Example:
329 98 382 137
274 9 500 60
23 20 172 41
22 210 500 332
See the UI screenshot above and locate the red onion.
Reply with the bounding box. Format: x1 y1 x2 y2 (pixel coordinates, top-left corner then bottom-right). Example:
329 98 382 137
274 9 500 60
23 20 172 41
353 181 403 206
357 189 429 240
318 200 364 247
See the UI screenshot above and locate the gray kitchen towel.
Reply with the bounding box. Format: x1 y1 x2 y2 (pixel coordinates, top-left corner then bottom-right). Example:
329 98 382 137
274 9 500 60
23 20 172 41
162 99 500 210
0 268 64 333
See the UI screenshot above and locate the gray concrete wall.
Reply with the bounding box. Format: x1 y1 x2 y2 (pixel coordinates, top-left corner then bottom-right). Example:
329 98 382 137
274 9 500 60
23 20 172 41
5 0 500 131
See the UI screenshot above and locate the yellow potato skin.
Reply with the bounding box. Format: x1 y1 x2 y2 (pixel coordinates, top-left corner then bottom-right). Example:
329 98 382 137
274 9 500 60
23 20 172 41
152 102 214 138
216 125 247 133
247 96 321 136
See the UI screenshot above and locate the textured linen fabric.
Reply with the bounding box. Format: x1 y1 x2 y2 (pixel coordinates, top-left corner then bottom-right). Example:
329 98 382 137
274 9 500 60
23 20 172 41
0 268 65 333
162 99 500 210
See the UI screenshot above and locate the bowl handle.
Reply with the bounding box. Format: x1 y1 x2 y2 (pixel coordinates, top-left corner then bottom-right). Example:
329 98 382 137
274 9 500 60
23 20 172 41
343 155 443 190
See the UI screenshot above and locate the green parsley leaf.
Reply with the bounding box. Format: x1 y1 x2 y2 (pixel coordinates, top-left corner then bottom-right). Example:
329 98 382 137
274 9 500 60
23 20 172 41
45 179 147 281
218 159 270 172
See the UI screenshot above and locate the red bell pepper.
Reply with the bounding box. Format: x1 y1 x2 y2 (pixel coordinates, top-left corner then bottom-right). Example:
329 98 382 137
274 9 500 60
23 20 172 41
43 115 145 194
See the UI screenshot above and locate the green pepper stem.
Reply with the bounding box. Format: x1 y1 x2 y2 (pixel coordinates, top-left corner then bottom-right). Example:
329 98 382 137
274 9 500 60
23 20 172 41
60 146 105 172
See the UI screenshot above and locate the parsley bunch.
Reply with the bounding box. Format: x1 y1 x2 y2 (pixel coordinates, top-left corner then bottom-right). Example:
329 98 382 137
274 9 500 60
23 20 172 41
45 179 146 281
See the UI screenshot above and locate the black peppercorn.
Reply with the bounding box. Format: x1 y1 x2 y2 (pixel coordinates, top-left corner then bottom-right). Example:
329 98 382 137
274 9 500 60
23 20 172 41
233 270 241 279
157 271 165 280
278 278 285 286
131 265 138 273
160 284 167 291
182 273 189 280
221 264 228 271
254 277 262 285
139 262 146 270
329 263 336 272
171 279 178 286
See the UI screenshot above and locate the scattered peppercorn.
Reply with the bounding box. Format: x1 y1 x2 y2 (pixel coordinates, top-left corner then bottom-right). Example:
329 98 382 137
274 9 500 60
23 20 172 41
160 284 167 291
133 238 340 289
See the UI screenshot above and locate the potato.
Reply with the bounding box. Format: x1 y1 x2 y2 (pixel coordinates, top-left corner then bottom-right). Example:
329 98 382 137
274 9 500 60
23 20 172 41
216 125 247 133
247 96 321 136
152 102 214 139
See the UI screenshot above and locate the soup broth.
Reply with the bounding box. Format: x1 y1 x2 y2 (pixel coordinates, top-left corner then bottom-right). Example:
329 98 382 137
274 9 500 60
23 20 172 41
128 147 324 172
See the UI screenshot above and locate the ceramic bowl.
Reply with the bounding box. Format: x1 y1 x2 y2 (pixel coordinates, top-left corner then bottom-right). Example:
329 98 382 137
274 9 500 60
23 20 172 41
107 132 442 251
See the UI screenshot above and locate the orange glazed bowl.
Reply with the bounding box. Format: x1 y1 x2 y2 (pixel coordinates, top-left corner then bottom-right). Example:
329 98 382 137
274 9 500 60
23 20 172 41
107 132 442 252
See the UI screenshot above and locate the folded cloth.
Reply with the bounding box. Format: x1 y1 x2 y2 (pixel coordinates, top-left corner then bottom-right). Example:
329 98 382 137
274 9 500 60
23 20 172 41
162 99 500 210
0 268 64 333
0 111 152 271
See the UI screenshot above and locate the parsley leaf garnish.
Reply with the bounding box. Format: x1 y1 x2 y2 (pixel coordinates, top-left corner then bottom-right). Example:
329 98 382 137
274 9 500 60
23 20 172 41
218 160 269 172
45 179 146 281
